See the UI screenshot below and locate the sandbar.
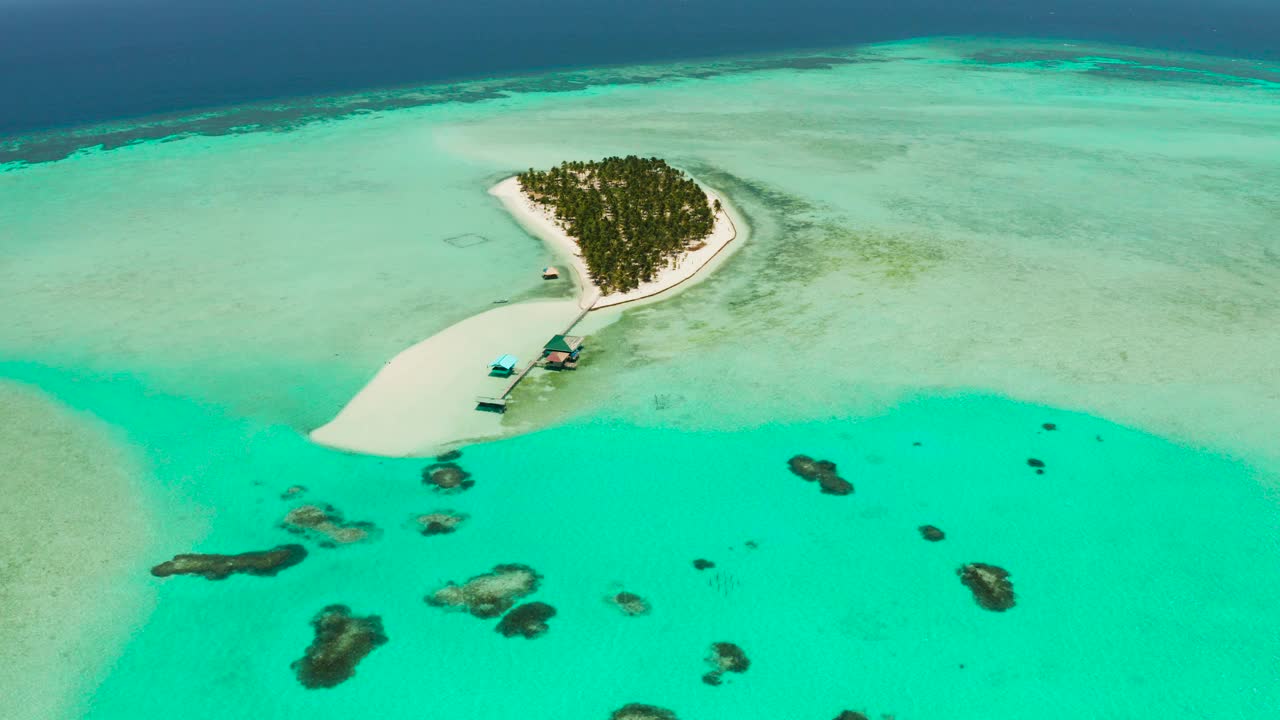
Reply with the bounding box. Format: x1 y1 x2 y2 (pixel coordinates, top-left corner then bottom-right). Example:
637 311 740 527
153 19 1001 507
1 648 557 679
0 381 154 720
310 299 581 456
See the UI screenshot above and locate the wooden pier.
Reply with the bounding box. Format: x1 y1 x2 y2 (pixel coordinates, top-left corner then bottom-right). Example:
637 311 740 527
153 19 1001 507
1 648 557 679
475 304 592 411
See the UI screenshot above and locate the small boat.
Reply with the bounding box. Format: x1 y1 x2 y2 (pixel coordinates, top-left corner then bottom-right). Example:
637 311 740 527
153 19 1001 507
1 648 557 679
493 299 509 304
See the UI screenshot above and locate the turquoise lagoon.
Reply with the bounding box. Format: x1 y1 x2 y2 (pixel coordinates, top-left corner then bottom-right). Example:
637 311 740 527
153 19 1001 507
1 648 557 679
2 38 1279 719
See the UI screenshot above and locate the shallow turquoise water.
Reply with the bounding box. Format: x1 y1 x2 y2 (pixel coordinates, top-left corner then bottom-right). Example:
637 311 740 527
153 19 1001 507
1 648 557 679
3 37 1280 719
9 361 1278 719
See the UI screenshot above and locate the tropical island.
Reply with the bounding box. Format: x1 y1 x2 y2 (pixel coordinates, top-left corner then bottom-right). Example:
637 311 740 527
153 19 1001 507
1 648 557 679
517 157 719 294
311 158 741 456
493 157 737 309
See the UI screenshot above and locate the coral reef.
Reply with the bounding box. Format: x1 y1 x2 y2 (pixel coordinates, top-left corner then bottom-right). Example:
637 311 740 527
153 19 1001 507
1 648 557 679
609 591 651 616
496 601 556 638
291 605 388 689
150 544 308 580
281 504 378 547
693 559 716 570
702 642 750 685
415 510 468 536
422 462 474 492
958 563 1016 611
426 563 542 618
1042 423 1057 431
610 704 679 720
787 454 854 495
834 713 870 720
435 449 463 462
279 485 307 499
918 525 946 542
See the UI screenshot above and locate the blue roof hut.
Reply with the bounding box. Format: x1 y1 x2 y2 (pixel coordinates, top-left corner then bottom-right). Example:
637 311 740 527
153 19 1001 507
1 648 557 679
488 354 518 376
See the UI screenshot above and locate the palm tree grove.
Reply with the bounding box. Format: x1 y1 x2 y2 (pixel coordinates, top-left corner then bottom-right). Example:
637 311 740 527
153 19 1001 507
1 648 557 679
517 156 717 293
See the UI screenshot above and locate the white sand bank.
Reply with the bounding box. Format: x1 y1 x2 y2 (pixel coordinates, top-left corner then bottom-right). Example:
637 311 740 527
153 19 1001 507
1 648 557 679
310 299 581 456
0 381 154 720
489 175 740 309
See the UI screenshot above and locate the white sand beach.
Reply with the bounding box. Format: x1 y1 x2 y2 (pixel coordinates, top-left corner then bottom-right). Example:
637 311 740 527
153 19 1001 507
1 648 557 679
490 175 740 309
310 299 582 456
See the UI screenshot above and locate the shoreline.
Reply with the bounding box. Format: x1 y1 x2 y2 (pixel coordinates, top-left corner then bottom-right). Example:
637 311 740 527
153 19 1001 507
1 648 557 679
489 175 741 310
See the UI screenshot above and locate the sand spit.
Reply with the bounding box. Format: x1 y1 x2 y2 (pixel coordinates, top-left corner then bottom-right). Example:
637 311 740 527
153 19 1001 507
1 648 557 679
490 175 740 309
310 299 579 456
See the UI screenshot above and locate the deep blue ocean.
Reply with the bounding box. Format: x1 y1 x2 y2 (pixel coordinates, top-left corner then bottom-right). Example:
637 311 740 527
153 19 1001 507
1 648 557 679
2 0 1278 136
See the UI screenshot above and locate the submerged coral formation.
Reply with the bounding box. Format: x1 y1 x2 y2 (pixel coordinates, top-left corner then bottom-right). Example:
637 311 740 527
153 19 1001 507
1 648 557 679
426 563 542 618
150 544 308 580
702 642 750 685
610 704 679 720
422 462 474 492
693 559 716 570
918 525 946 542
958 563 1016 611
282 503 379 547
291 605 388 689
609 591 651 616
279 485 307 500
787 454 854 495
414 510 468 536
496 601 557 638
833 713 870 720
435 449 463 462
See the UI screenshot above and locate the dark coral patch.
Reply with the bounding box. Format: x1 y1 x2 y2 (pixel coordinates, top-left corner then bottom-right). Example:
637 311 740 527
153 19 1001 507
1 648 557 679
703 642 749 685
426 563 542 618
435 449 463 462
818 474 854 495
834 713 870 720
610 704 679 720
958 563 1016 611
610 591 651 616
281 504 379 546
291 605 388 689
151 544 308 580
496 601 556 638
414 510 468 536
1042 423 1057 431
918 525 945 542
693 559 716 570
279 485 307 500
422 462 474 492
1026 458 1045 468
787 454 853 495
